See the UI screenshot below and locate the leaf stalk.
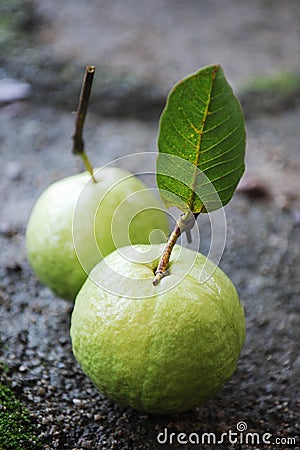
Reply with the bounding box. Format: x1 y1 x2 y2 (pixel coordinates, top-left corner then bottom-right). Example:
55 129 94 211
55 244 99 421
152 211 198 286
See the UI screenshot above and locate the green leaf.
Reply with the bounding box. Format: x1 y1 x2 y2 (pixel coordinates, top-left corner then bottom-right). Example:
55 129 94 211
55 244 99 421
156 64 246 213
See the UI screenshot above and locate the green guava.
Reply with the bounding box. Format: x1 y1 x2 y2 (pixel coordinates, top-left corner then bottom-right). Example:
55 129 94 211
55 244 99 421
70 244 246 414
26 168 169 300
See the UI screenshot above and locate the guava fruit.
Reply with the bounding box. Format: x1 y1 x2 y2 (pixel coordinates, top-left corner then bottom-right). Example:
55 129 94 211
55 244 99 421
26 168 169 300
70 244 245 414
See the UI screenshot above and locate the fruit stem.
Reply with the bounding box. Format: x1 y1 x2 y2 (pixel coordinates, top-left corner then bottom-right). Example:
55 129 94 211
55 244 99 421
72 65 96 183
152 210 198 286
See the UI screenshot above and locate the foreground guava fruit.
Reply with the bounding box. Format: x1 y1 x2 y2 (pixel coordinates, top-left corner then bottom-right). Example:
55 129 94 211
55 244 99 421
70 244 245 414
26 168 169 300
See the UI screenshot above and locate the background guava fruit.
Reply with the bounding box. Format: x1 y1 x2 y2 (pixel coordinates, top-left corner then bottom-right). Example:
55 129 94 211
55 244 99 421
26 167 169 300
70 244 246 414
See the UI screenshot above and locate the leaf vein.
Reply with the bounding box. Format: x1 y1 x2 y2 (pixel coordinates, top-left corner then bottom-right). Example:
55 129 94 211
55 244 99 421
200 135 245 165
201 153 243 174
200 124 242 154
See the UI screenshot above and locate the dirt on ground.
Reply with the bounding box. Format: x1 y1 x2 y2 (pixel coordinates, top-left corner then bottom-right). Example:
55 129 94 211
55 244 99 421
0 1 299 449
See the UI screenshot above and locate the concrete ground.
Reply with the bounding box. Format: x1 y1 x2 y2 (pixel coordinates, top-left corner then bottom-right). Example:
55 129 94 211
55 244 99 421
0 0 299 449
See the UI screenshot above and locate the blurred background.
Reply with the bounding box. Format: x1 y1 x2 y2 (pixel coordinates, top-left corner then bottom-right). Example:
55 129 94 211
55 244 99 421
0 1 299 449
1 0 300 210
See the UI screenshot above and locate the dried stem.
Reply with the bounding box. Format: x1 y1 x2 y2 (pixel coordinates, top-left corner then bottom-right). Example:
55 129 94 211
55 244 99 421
72 65 96 182
152 211 198 286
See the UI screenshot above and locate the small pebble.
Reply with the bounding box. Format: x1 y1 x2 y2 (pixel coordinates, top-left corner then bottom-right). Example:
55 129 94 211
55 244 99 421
0 79 31 103
38 387 46 397
81 441 93 449
5 260 22 273
236 176 269 199
0 222 18 238
5 161 22 180
94 414 103 421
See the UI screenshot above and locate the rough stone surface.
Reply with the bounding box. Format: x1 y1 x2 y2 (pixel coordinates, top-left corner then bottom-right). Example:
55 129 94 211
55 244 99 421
0 0 299 449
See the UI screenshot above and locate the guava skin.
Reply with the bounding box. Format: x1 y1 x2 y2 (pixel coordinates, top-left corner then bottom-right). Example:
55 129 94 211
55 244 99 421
70 244 246 415
26 168 169 300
